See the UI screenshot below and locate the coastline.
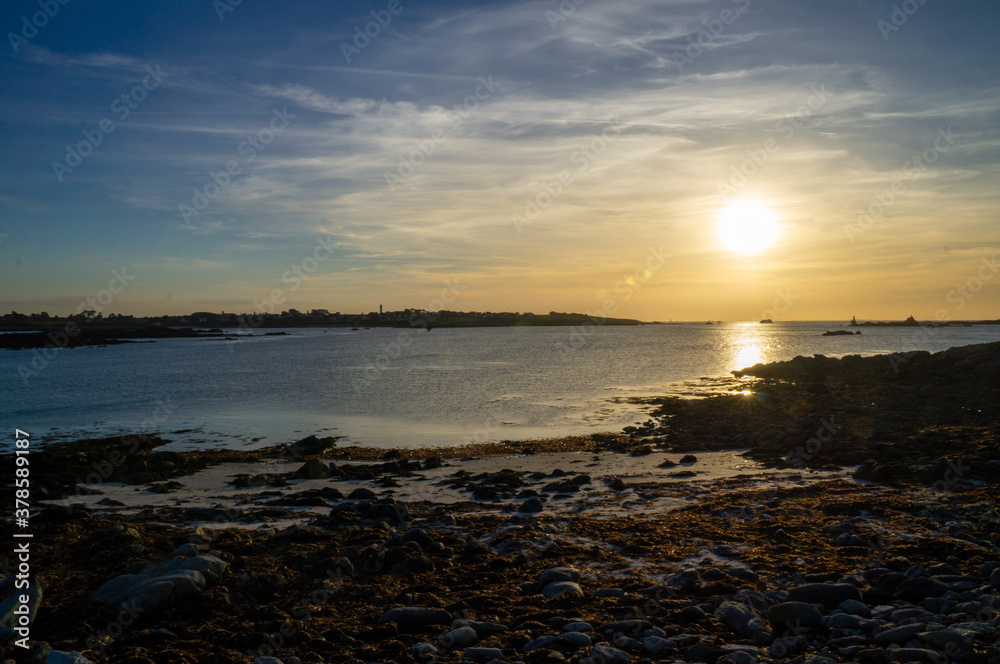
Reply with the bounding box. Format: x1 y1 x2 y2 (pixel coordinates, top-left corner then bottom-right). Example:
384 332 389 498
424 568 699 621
3 342 1000 663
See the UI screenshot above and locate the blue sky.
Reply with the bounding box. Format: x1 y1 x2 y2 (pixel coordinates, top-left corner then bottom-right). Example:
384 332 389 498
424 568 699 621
1 0 998 320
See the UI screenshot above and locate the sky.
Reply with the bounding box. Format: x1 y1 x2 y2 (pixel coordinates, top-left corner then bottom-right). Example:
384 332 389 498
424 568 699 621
0 0 998 321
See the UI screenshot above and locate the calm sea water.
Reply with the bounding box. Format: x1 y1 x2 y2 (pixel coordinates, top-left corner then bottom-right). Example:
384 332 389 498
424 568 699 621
2 322 998 450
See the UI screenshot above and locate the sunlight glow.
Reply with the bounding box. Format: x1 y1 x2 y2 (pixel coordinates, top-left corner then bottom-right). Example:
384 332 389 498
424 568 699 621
717 201 780 254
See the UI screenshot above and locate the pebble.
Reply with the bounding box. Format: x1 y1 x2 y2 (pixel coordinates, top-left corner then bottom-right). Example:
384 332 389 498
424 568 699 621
537 565 580 586
839 599 872 617
441 626 478 648
519 497 544 513
873 623 925 645
557 631 592 649
563 621 593 632
767 601 822 629
47 653 95 664
598 619 653 635
542 580 584 599
522 635 559 652
585 645 631 664
719 653 757 664
411 642 438 659
642 635 676 654
378 606 452 627
788 582 862 606
464 648 504 661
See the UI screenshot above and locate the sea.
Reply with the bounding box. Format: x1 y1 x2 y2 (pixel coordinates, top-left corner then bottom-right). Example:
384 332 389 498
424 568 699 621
2 322 998 450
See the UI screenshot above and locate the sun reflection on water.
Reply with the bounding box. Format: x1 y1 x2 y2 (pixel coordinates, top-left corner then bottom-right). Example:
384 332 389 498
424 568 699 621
730 323 774 373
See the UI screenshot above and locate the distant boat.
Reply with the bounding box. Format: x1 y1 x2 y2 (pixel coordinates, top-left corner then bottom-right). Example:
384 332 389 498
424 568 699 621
823 330 861 336
760 319 774 324
705 321 714 325
351 327 359 331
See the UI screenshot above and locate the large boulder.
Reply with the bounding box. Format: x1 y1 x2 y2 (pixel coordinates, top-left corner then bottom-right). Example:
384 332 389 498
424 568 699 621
92 554 227 614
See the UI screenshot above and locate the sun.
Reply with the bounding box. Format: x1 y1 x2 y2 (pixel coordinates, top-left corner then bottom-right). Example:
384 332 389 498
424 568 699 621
717 201 780 254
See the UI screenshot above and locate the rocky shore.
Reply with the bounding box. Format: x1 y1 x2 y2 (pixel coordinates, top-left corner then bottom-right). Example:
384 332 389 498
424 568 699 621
2 343 999 664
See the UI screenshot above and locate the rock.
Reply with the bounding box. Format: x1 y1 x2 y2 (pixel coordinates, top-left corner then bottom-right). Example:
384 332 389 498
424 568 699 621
441 626 478 648
873 623 925 646
423 457 443 469
92 555 227 614
917 629 972 653
366 501 409 524
615 636 642 651
685 644 721 662
895 577 951 603
284 434 337 456
835 533 865 546
715 600 772 644
586 645 631 664
542 581 583 599
170 543 200 557
822 613 863 629
519 497 544 513
522 635 559 652
564 621 593 632
768 601 822 629
839 599 871 617
253 658 282 664
890 607 936 624
411 642 438 659
718 652 758 664
294 459 332 480
679 454 698 463
787 582 862 606
347 487 376 500
464 647 504 661
537 566 579 587
681 604 707 621
557 631 592 649
598 619 652 635
803 657 836 664
658 458 677 468
46 653 95 664
452 619 508 636
642 636 676 654
890 648 946 663
378 607 452 627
